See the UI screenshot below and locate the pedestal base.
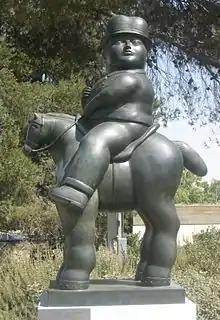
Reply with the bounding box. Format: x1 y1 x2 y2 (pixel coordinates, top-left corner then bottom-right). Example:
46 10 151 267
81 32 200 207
38 298 196 320
37 279 196 320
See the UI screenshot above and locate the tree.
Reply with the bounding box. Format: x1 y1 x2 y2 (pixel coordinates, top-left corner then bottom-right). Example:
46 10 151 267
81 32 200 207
206 179 220 203
175 170 208 203
0 64 86 235
175 170 220 204
0 0 219 123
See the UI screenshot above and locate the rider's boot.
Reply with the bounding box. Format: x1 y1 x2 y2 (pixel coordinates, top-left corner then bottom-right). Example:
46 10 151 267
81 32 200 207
48 177 94 212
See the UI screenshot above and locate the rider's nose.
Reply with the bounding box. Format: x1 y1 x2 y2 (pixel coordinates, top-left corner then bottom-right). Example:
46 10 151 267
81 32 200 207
124 40 131 47
123 41 132 52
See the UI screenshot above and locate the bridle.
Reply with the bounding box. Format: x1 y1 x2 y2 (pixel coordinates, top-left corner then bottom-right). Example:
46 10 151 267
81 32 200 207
23 114 79 154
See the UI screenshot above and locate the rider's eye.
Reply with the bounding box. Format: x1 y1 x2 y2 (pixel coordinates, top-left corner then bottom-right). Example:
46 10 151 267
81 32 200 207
132 39 141 45
113 40 121 45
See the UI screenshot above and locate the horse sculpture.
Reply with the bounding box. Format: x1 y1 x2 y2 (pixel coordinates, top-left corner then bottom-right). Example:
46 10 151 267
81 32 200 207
23 112 207 290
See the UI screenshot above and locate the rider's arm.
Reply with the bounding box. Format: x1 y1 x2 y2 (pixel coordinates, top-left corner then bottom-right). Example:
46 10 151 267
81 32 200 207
83 74 141 117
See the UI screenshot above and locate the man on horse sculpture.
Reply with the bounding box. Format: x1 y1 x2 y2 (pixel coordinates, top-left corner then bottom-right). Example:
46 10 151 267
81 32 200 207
49 14 155 212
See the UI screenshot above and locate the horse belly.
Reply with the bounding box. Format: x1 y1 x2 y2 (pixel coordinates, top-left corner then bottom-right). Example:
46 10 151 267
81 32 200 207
98 162 134 212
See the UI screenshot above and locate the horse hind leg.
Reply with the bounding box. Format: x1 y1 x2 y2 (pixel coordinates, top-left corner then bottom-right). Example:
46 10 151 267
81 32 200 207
135 218 153 281
138 197 180 286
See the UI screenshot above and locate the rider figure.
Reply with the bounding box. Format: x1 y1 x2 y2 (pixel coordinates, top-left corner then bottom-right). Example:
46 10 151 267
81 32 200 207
49 14 155 212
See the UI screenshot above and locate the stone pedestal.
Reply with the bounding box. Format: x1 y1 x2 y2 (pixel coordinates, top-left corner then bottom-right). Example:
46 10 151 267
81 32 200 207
38 279 196 320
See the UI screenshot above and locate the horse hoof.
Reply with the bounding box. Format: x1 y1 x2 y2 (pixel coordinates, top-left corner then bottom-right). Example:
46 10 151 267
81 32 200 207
56 268 90 290
57 279 89 290
141 277 171 287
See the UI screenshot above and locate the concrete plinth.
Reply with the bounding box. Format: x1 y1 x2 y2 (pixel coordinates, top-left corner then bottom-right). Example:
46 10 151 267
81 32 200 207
37 279 196 320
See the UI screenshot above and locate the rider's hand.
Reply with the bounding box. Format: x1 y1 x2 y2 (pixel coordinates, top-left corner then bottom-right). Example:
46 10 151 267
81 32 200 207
82 87 92 108
83 87 92 98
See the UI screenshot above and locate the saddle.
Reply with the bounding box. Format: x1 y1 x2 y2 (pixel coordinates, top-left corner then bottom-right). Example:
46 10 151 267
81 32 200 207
75 114 160 163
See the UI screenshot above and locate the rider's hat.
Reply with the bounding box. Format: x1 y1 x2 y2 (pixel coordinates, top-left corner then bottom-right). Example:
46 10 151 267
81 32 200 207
103 14 151 48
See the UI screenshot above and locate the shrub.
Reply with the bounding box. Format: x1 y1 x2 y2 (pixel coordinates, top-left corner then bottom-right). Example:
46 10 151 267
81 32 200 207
173 227 220 320
175 227 220 275
0 67 86 236
0 201 61 237
0 242 61 320
0 68 85 129
173 269 220 320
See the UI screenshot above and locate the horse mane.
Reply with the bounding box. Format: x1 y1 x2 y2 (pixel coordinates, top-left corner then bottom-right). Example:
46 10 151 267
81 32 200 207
45 112 77 121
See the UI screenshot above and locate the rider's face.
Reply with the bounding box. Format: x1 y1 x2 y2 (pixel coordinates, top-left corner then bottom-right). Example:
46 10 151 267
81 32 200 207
105 34 147 71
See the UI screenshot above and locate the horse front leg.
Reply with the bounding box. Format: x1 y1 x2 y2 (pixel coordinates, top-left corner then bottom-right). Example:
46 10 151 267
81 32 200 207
56 191 99 290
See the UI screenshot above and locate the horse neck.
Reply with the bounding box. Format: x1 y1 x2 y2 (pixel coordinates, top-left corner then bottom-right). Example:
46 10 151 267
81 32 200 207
49 125 77 164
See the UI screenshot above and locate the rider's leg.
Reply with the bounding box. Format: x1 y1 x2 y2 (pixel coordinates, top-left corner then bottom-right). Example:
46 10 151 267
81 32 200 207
49 121 146 211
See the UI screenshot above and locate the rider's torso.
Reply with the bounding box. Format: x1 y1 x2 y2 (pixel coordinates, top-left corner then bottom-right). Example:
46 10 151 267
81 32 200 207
84 69 154 126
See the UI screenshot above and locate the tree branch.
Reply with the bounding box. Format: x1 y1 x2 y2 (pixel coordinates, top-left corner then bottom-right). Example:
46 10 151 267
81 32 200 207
157 33 220 70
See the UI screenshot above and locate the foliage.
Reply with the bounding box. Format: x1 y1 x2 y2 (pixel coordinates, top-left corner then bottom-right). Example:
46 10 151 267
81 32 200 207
0 66 85 236
175 226 220 275
206 179 220 203
0 67 84 129
0 1 219 123
0 242 60 320
95 213 107 249
1 1 219 72
173 270 220 320
174 169 220 204
0 201 62 239
0 101 41 207
173 227 220 320
126 232 141 267
0 228 219 319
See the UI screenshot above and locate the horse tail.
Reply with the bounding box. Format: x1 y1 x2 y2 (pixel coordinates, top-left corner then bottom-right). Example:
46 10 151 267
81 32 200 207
174 140 208 177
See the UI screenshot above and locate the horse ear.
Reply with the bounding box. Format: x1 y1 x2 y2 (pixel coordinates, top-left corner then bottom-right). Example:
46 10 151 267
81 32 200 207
34 112 39 120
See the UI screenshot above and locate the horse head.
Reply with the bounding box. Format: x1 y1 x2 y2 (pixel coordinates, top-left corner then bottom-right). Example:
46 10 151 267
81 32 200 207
23 112 60 156
23 112 77 156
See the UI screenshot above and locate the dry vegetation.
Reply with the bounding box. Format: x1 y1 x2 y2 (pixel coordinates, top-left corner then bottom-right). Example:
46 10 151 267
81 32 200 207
0 228 220 320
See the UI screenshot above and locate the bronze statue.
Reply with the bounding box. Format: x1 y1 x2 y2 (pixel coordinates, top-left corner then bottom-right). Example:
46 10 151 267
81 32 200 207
49 14 155 213
23 14 207 290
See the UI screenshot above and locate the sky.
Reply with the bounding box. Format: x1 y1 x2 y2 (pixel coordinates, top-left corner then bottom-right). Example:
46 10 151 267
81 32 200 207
159 120 220 182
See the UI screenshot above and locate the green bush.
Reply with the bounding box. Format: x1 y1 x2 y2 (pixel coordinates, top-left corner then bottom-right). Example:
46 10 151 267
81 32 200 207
0 68 85 128
0 67 86 236
173 227 220 320
0 228 219 320
0 201 61 237
0 114 42 205
173 269 220 320
175 226 220 276
0 242 61 320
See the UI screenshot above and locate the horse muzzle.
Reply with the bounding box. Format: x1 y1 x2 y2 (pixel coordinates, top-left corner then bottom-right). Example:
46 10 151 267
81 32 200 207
22 143 34 155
